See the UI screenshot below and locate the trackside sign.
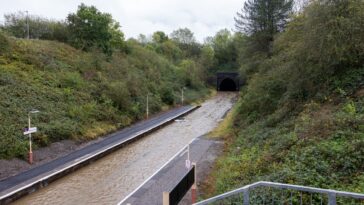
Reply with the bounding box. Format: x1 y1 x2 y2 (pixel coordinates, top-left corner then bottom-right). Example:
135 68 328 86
23 127 37 135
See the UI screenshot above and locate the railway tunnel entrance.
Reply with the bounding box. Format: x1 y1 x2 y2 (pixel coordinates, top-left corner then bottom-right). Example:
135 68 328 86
219 78 236 91
216 72 240 91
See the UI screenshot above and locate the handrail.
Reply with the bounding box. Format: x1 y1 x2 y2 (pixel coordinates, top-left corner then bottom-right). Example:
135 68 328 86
194 181 364 205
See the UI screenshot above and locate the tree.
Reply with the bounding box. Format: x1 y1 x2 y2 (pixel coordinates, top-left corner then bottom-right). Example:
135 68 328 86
137 34 150 45
200 45 214 69
67 3 124 55
235 0 293 53
0 32 10 55
211 29 239 71
109 21 126 51
170 28 196 45
170 28 200 58
152 31 169 44
177 59 203 88
3 11 69 42
158 41 183 62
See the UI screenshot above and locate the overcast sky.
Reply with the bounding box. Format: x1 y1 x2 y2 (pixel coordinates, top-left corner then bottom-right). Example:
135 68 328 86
0 0 244 42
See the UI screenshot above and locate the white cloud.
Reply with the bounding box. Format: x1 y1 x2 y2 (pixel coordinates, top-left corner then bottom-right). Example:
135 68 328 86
0 0 244 42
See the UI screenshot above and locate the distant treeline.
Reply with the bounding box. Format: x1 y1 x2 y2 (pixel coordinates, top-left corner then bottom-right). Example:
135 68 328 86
0 4 244 79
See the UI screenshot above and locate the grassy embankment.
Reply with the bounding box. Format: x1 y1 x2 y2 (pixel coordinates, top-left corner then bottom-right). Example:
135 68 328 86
205 0 364 199
207 88 364 194
0 34 211 159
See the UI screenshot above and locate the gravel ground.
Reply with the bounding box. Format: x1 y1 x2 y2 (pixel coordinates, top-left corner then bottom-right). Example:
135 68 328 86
0 140 79 181
12 92 237 205
0 136 113 181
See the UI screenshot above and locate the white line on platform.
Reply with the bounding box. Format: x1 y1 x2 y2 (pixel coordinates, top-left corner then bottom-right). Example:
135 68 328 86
0 107 197 201
117 137 197 205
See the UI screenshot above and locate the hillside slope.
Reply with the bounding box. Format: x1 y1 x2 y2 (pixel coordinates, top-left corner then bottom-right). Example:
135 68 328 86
205 0 364 198
0 35 209 159
209 89 364 195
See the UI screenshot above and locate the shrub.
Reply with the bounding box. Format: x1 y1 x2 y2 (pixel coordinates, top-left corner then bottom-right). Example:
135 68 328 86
0 23 210 159
0 32 10 55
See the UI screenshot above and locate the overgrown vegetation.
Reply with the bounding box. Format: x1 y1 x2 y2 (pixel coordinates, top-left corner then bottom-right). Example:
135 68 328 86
1 4 125 56
66 3 126 55
208 0 364 197
0 4 212 159
1 1 363 196
1 11 69 42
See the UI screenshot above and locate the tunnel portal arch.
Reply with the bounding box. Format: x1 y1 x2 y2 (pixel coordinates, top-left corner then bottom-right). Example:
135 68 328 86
216 72 240 91
219 78 237 91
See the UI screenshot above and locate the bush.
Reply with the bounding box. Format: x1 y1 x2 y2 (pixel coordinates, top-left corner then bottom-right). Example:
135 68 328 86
160 87 175 105
236 0 364 120
0 35 210 159
0 32 10 55
207 0 364 199
3 12 69 42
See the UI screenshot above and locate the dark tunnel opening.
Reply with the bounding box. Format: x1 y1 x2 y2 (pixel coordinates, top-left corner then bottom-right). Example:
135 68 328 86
219 78 237 91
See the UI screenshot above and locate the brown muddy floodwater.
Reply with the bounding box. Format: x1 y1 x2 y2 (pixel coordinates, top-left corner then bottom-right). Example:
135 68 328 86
13 93 237 205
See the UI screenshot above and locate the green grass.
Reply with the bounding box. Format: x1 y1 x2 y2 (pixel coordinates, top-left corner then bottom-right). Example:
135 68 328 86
206 94 364 198
0 35 210 159
204 1 364 198
208 95 240 139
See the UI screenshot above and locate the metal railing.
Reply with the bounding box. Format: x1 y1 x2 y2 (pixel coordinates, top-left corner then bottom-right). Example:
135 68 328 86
194 181 364 205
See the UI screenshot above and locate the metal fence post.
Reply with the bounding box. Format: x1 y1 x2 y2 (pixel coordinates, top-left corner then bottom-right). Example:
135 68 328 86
243 188 249 205
328 192 336 205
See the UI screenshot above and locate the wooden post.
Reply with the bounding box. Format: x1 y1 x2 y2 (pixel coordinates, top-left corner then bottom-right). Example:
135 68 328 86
163 191 170 205
191 163 197 204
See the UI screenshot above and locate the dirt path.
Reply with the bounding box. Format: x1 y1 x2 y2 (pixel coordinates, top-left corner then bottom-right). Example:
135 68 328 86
12 92 237 205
